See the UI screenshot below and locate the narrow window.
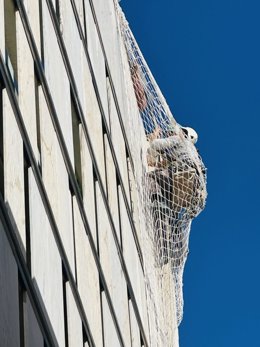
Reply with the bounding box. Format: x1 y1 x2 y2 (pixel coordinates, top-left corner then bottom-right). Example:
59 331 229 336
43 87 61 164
56 0 60 20
117 185 123 248
55 0 61 28
18 276 25 347
93 179 100 254
4 0 18 91
82 0 88 42
71 96 82 195
100 291 105 347
34 72 42 171
71 195 78 285
126 156 133 214
103 134 108 197
62 266 69 347
23 147 31 272
39 0 44 66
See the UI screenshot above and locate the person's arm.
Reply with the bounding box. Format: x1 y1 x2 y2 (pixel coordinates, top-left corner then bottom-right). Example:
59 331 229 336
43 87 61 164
150 136 180 152
131 64 147 111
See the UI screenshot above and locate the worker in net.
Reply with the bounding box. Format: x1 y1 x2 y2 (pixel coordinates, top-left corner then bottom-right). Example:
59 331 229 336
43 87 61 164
146 124 206 267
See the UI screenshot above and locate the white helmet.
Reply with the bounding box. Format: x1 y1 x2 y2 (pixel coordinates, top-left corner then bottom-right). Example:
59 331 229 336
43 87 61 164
181 126 198 144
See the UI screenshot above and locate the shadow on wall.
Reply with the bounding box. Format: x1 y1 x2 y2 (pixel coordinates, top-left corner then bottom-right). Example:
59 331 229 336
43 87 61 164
0 199 60 347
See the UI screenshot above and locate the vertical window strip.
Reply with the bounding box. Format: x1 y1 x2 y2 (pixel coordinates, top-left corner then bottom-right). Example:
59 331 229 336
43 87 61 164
4 0 18 92
71 95 83 196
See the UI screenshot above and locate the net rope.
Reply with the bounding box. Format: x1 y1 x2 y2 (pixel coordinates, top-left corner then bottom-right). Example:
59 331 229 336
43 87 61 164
115 2 207 341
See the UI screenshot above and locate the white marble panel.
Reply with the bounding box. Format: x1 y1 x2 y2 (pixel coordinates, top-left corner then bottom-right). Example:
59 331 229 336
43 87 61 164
96 181 118 284
73 196 103 347
39 87 75 278
42 0 74 165
79 125 97 246
23 0 41 54
118 187 143 322
96 183 131 346
127 158 142 245
29 168 65 347
129 300 141 347
107 78 130 204
81 54 106 191
60 1 85 108
66 283 84 347
104 135 120 241
16 13 39 162
139 264 150 341
84 0 109 126
91 0 126 116
101 292 121 347
3 89 26 249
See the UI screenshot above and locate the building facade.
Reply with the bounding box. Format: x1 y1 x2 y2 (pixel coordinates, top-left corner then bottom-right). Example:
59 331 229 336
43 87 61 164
0 0 180 346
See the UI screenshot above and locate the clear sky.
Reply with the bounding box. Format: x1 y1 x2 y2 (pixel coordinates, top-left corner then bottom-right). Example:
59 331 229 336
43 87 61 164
121 0 260 346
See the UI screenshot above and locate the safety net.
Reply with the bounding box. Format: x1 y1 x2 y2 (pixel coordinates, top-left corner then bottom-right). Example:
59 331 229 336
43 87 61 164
115 1 207 342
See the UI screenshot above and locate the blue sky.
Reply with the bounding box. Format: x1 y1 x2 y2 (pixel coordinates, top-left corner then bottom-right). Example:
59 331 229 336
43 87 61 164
121 0 260 346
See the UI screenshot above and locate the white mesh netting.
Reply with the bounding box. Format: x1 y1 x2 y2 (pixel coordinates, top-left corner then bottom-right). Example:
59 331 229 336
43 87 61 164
115 2 207 343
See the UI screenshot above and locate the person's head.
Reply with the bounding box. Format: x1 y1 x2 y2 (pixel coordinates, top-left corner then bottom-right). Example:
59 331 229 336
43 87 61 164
180 126 198 144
